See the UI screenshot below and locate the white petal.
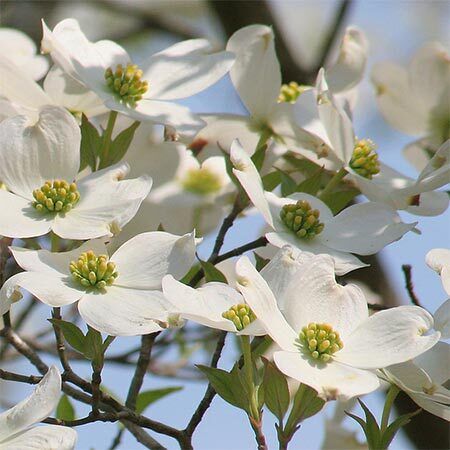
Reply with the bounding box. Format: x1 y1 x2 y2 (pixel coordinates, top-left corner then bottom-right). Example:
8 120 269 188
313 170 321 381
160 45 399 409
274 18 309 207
112 231 197 289
403 138 435 172
0 366 61 441
144 39 234 100
316 69 355 164
371 62 427 135
336 306 440 369
326 27 368 93
408 393 450 421
78 286 165 336
321 202 416 255
414 341 450 385
265 231 367 276
0 272 83 308
0 106 80 199
0 190 52 239
280 254 368 339
162 275 240 332
426 248 450 273
274 351 380 401
0 425 77 450
230 139 274 227
235 256 297 351
227 25 281 118
415 140 450 191
405 191 449 217
434 299 450 338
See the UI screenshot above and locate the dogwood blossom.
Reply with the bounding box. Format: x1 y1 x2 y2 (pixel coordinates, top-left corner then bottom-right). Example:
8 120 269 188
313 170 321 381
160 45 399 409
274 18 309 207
426 249 450 295
230 140 416 274
0 366 77 450
0 232 197 336
0 28 49 80
371 42 450 170
41 18 234 130
0 106 151 239
234 250 439 400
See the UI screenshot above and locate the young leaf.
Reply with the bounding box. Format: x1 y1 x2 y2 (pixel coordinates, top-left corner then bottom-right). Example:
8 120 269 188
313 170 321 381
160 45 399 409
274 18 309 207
108 121 140 166
84 326 104 365
254 252 270 272
325 187 360 214
48 319 86 355
197 365 248 412
262 358 290 421
380 408 422 449
346 399 382 449
296 167 324 195
262 171 281 191
135 387 183 414
276 169 297 197
80 114 101 171
56 394 75 421
200 260 228 283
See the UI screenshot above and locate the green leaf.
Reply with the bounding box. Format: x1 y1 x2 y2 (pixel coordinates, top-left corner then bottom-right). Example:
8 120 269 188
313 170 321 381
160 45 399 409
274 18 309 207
380 409 422 449
220 146 240 189
277 169 297 197
200 260 228 283
262 171 281 191
80 114 101 171
108 121 140 166
283 154 322 176
84 326 104 366
254 252 270 271
48 319 86 355
325 187 360 214
346 400 382 449
136 387 183 414
296 167 324 195
262 358 290 421
197 365 248 412
56 394 75 421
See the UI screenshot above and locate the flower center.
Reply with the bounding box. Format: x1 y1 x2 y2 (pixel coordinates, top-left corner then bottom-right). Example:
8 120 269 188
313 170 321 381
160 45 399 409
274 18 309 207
69 250 118 290
278 81 307 103
349 139 380 179
222 303 256 331
32 180 80 213
104 63 148 107
182 168 222 195
297 322 343 363
280 200 324 240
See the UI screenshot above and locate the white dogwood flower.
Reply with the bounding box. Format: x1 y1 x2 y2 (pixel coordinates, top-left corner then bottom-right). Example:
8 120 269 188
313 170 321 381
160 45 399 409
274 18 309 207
230 140 416 275
234 251 440 401
0 232 197 336
371 42 450 170
426 249 450 295
41 18 234 131
0 28 49 80
0 366 77 450
0 106 151 239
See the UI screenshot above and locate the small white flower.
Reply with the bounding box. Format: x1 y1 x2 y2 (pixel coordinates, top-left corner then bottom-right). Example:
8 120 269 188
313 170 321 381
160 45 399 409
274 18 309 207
0 106 151 240
0 28 49 80
0 366 77 450
234 249 440 401
230 140 416 275
426 249 450 296
0 232 197 336
41 18 234 131
371 42 450 170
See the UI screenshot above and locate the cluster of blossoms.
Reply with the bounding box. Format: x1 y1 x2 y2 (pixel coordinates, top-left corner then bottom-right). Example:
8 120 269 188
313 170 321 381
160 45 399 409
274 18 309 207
0 16 448 450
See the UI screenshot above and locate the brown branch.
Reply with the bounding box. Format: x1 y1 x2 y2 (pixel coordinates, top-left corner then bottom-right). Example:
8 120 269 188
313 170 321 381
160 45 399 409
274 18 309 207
401 264 423 308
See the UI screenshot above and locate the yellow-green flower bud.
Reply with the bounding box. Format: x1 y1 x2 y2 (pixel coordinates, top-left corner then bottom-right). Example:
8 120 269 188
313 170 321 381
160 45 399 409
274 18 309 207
297 322 344 363
222 303 256 331
32 180 80 214
280 200 324 240
70 251 118 290
104 63 149 107
182 167 222 196
278 81 308 103
349 139 380 179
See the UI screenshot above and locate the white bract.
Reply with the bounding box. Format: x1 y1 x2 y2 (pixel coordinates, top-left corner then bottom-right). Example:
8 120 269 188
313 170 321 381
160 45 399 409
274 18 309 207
41 18 234 131
230 140 416 275
0 106 151 239
426 249 450 296
234 249 440 401
0 366 77 450
0 28 49 80
0 232 197 336
371 42 450 170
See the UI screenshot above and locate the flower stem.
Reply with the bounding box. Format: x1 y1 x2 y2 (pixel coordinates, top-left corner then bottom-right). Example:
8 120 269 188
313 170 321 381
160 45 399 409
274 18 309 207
319 167 347 201
99 110 118 169
381 384 400 432
240 335 260 421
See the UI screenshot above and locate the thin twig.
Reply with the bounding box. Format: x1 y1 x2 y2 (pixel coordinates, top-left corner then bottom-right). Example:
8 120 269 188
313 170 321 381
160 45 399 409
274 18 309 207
401 264 423 308
215 237 268 264
51 307 72 373
0 368 41 384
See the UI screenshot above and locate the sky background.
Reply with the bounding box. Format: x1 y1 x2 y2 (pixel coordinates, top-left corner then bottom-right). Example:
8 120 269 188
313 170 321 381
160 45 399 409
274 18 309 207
2 1 449 449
